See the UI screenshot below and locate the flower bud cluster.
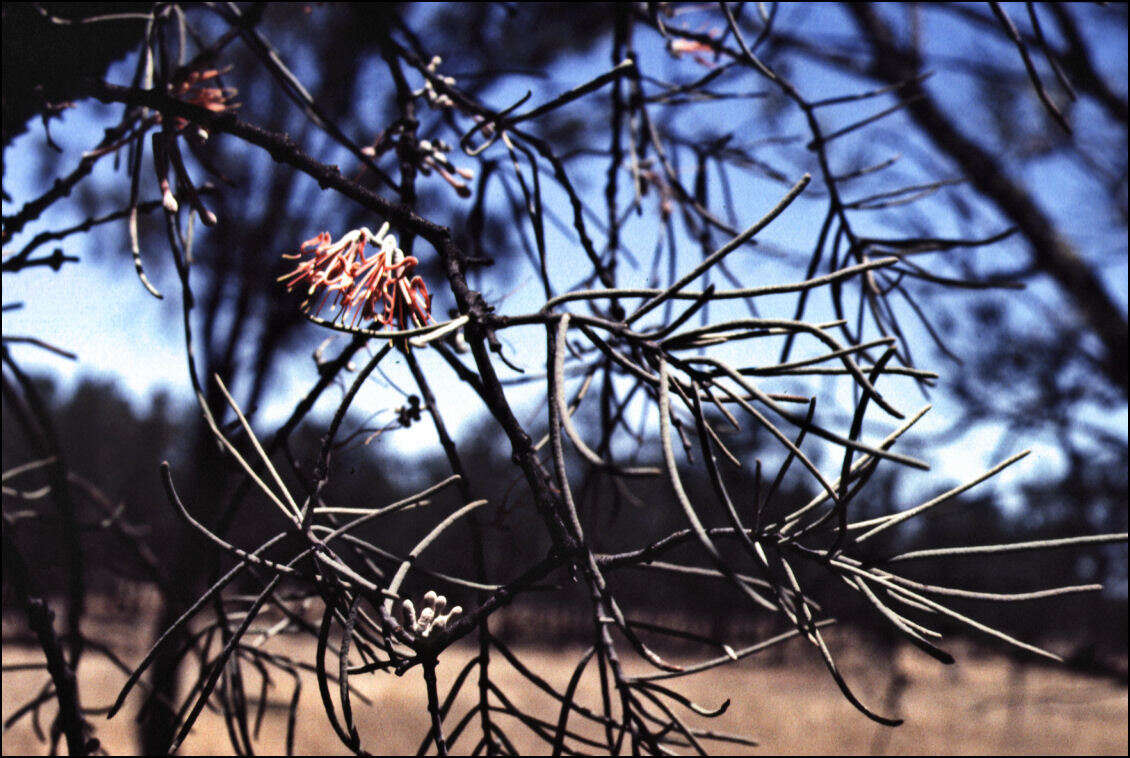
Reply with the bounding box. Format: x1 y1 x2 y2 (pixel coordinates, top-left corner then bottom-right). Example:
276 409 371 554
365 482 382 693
399 590 462 639
147 66 236 227
417 139 474 197
415 56 457 110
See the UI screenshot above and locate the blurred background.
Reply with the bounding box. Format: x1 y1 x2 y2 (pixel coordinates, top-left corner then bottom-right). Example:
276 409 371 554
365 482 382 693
3 3 1126 754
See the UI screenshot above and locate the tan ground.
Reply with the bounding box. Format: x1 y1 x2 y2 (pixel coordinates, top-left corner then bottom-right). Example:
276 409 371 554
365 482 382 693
3 607 1126 755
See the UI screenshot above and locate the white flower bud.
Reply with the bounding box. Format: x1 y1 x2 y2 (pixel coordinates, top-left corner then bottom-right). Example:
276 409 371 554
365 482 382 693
417 606 435 633
400 599 417 631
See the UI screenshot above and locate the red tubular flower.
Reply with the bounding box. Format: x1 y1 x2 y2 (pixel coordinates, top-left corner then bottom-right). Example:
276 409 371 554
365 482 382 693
279 226 433 330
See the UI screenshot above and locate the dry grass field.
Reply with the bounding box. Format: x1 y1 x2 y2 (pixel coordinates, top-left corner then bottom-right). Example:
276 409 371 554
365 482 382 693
3 602 1126 756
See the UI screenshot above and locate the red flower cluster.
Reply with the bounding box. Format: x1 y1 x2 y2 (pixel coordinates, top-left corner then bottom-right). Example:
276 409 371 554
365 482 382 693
169 69 239 135
279 225 433 330
666 32 721 68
